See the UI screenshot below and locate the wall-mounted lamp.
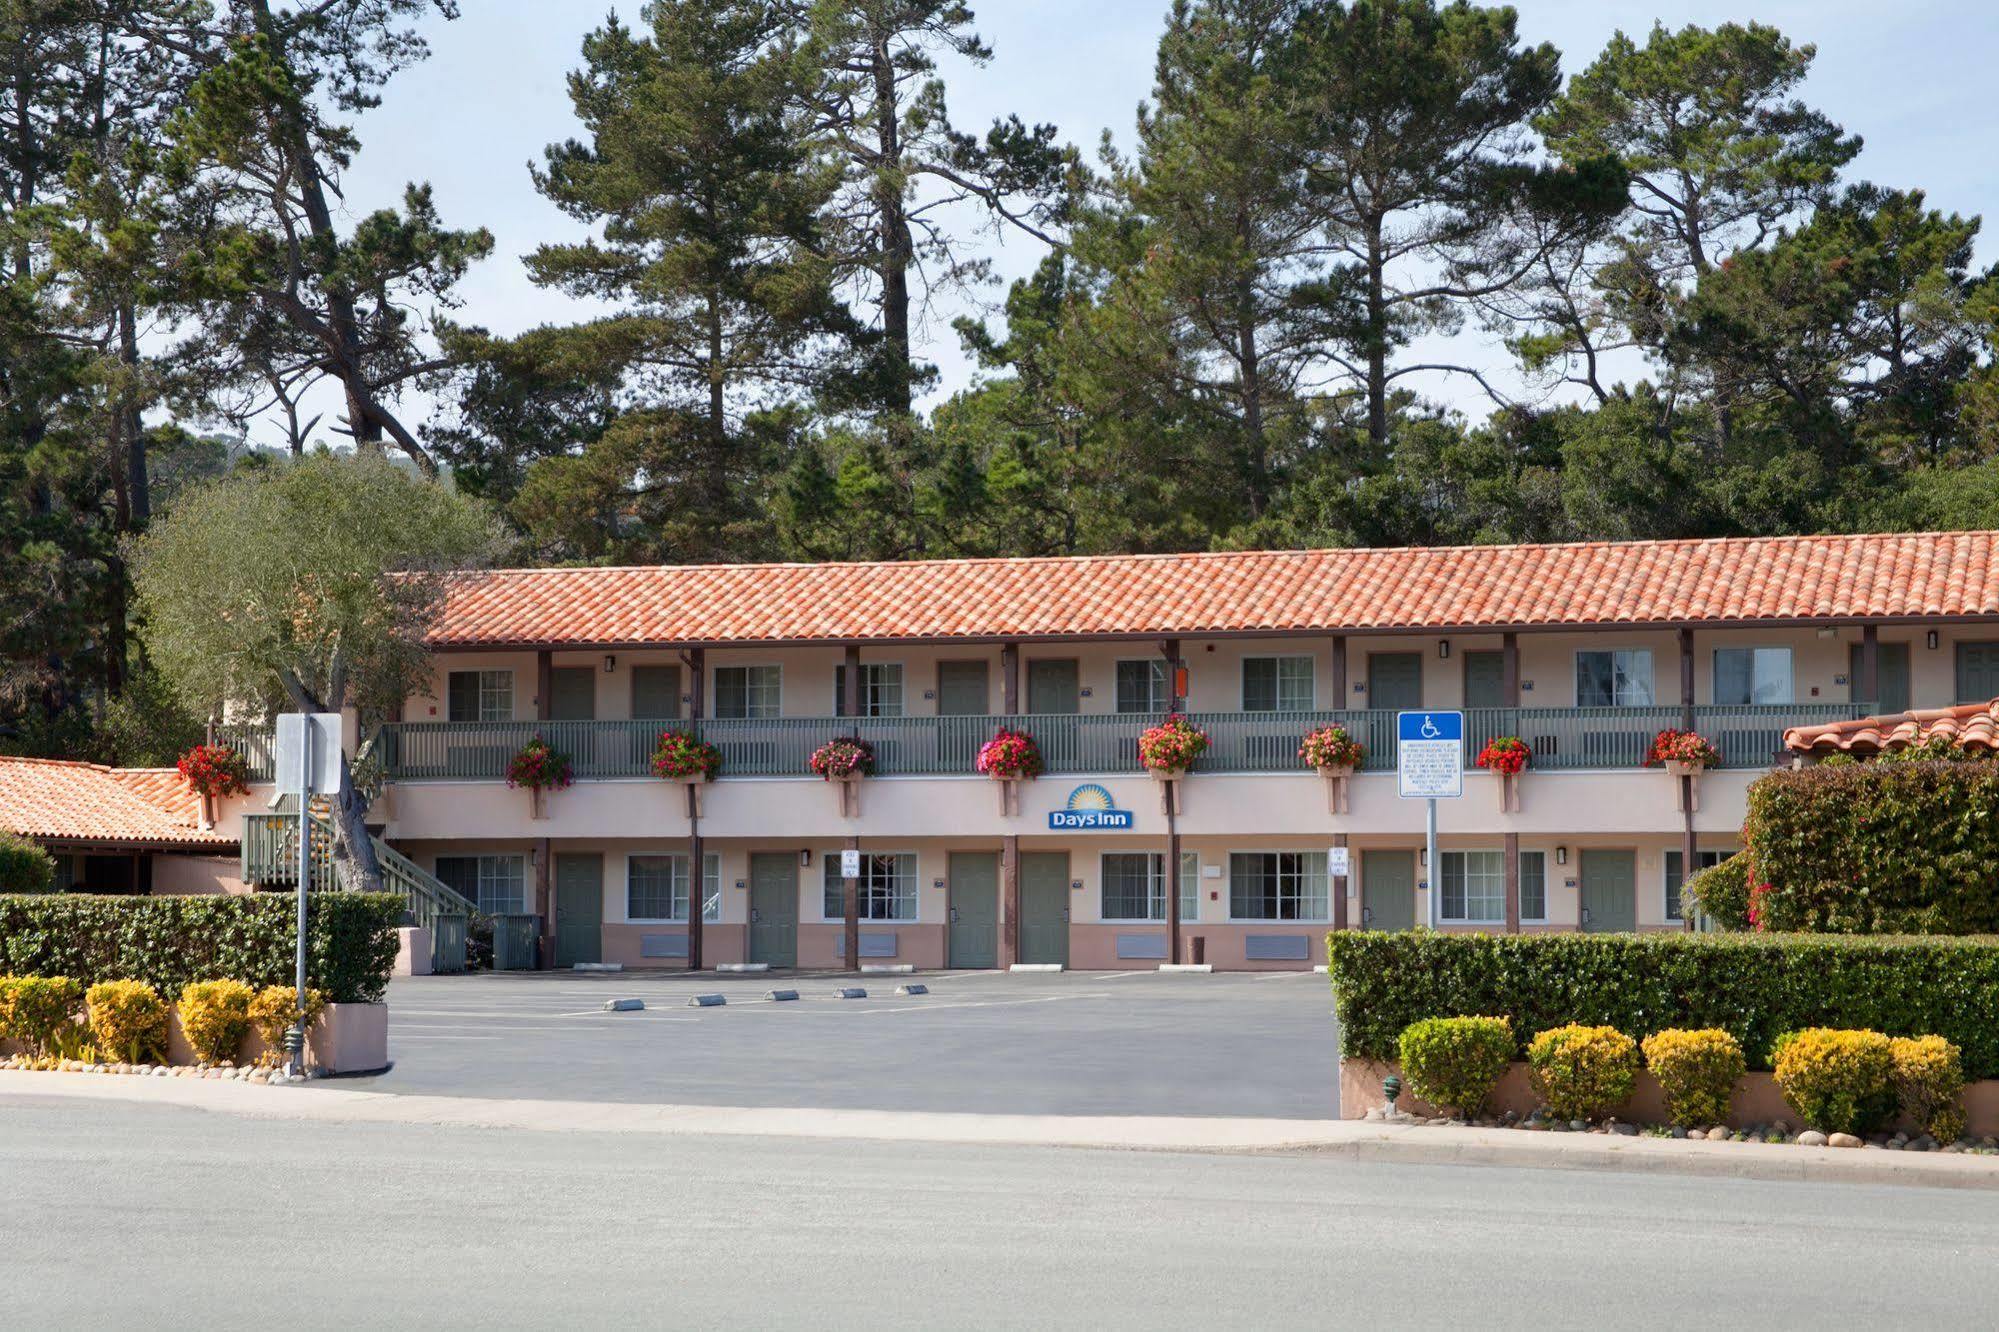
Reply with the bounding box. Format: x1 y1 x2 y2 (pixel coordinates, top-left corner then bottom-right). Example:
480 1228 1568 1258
1419 847 1428 867
1438 640 1452 660
799 849 812 868
1926 630 1940 650
1555 846 1569 866
602 654 617 673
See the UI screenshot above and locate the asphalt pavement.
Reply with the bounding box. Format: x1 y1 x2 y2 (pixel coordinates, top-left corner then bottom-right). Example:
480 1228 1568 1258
8 1096 1997 1330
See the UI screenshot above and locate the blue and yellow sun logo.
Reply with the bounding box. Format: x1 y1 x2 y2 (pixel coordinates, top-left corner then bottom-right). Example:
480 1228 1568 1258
1064 783 1115 812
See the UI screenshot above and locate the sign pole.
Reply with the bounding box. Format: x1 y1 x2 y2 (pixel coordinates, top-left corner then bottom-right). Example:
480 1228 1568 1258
1425 796 1438 930
291 720 312 1079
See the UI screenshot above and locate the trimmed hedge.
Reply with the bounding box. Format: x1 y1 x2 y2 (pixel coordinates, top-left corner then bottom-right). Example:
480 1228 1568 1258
1326 930 1999 1080
1743 761 1999 933
0 893 402 1005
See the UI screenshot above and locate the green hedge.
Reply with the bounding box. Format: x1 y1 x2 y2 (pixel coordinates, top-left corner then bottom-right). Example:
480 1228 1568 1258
1744 761 1999 933
1326 930 1999 1080
0 893 403 1004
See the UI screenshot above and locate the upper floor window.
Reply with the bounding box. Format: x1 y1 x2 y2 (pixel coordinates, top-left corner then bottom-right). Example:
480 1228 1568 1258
834 662 904 717
1440 850 1506 924
713 665 780 719
1713 648 1792 706
1115 659 1169 714
1243 656 1314 712
447 670 514 722
821 852 918 921
1575 650 1653 707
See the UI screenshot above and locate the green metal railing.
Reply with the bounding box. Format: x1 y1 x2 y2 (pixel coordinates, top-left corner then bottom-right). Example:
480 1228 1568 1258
374 702 1870 781
212 723 278 783
241 811 474 973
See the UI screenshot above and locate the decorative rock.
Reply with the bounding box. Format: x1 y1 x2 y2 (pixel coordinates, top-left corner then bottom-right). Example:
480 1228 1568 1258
1797 1130 1828 1147
1427 1116 1452 1127
1687 1128 1705 1140
1363 1107 1384 1122
1828 1132 1862 1149
1670 1127 1687 1139
1569 1120 1586 1133
1610 1123 1639 1136
1770 1121 1789 1137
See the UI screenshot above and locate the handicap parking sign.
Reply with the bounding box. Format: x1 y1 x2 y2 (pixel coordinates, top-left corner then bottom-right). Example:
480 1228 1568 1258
1397 711 1463 799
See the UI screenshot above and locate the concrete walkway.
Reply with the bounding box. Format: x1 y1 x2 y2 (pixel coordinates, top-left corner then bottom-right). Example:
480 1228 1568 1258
5 1070 1995 1192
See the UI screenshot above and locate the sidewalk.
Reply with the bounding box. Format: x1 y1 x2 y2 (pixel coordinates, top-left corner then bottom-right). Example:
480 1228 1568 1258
5 1071 1995 1191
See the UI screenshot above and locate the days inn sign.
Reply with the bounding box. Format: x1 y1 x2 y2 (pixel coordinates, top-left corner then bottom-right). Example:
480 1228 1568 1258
1049 783 1135 830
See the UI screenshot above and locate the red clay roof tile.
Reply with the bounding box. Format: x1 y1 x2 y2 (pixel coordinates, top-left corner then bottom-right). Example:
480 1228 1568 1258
0 758 235 848
1785 700 1999 756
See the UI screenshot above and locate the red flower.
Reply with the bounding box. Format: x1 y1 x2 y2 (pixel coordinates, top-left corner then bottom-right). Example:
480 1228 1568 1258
506 736 573 792
177 745 251 799
975 727 1043 779
1475 736 1531 775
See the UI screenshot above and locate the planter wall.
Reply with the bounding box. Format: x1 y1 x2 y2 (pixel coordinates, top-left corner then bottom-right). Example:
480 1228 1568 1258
3 1001 389 1076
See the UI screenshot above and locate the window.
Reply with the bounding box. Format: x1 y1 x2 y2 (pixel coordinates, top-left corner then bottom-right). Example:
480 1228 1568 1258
1243 656 1314 712
1101 852 1203 921
434 854 526 914
631 665 681 720
1440 850 1507 924
1115 659 1168 714
1575 650 1654 707
713 665 780 719
821 852 918 922
1519 851 1547 923
446 670 514 722
1713 648 1793 706
1664 849 1727 922
1229 851 1329 921
627 853 720 922
834 662 904 717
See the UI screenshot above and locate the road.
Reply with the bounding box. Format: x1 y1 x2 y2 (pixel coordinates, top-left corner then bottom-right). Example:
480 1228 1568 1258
8 1097 1997 1329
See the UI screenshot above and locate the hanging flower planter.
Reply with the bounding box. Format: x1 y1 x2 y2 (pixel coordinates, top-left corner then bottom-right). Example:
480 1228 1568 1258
178 744 252 830
507 735 574 820
810 737 876 818
1138 715 1209 814
652 729 721 817
1299 725 1365 815
1475 736 1531 813
1644 729 1721 812
975 726 1043 816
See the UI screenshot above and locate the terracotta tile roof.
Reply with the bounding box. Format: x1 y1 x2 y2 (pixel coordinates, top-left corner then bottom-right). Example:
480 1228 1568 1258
0 758 236 848
1785 700 1999 757
425 530 1999 648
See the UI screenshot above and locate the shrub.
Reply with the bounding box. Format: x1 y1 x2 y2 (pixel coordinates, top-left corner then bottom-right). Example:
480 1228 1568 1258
1890 1035 1967 1142
0 892 401 1004
85 980 169 1064
1742 761 1999 933
1772 1028 1897 1134
1527 1024 1639 1121
1325 930 1999 1080
178 980 256 1064
0 975 82 1055
1682 854 1751 931
247 985 327 1064
1396 1016 1514 1119
0 831 56 894
1641 1029 1745 1127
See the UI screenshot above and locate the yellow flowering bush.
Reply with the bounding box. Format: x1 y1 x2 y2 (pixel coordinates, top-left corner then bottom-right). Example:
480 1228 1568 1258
1889 1035 1966 1143
1397 1016 1514 1118
0 975 82 1056
248 985 326 1065
1772 1028 1896 1135
1641 1028 1744 1127
1527 1024 1639 1122
85 980 170 1064
177 979 257 1064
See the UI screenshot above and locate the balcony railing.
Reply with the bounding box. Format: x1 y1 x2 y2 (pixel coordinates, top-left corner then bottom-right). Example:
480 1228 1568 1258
373 703 1871 782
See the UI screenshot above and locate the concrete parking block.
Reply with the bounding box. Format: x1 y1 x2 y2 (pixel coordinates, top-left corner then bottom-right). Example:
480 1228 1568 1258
688 994 726 1007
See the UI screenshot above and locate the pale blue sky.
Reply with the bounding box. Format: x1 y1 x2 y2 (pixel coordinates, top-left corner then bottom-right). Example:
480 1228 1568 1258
286 0 1999 452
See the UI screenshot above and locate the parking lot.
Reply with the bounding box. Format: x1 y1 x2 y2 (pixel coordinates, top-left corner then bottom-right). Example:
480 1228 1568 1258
345 969 1341 1118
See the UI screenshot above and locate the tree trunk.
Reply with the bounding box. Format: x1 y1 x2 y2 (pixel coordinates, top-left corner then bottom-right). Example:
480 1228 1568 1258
119 300 148 526
1366 215 1389 452
329 749 385 894
871 37 914 423
1235 276 1268 518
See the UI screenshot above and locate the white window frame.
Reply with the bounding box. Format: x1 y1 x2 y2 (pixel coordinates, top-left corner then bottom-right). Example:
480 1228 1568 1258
1575 649 1655 708
1241 655 1315 712
820 850 919 923
1226 850 1330 923
434 853 527 914
834 661 905 717
1097 851 1201 923
1712 647 1794 707
624 852 721 924
1663 848 1728 923
1439 848 1508 925
447 669 515 722
1113 658 1169 714
713 663 781 719
1179 850 1198 924
1518 849 1549 924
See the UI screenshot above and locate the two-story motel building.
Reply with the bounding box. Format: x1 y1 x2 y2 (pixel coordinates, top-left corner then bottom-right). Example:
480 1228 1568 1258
361 531 1999 972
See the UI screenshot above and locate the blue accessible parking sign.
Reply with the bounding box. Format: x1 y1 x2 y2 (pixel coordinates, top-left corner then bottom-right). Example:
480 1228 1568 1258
1397 710 1464 799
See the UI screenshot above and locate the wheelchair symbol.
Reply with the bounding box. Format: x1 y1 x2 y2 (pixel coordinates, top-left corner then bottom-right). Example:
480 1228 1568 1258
1419 716 1441 738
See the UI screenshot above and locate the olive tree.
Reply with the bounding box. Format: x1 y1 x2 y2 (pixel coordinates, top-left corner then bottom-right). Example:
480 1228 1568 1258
131 451 507 889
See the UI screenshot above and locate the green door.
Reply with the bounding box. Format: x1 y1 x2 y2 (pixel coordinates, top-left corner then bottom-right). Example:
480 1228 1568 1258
1955 641 1999 704
1368 652 1423 711
937 661 990 715
553 853 603 967
1018 851 1070 965
1845 642 1909 713
1361 850 1415 930
548 667 597 720
947 851 999 968
1463 651 1506 709
1027 659 1080 714
748 852 797 967
1580 849 1637 933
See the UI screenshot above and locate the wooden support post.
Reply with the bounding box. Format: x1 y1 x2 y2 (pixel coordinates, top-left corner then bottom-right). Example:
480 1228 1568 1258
843 833 860 973
535 837 553 969
1162 637 1184 712
842 643 862 720
1166 803 1181 965
687 646 705 721
1501 632 1520 707
1001 643 1020 715
1332 832 1349 931
1001 835 1019 967
1503 831 1520 934
687 793 704 971
535 649 552 722
1679 625 1697 861
1330 635 1347 707
1860 624 1880 709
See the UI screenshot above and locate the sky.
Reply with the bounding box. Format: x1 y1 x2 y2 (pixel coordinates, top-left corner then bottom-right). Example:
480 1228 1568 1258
267 0 1999 453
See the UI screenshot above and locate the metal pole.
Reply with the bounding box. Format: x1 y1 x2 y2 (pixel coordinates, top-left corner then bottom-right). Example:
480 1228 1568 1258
290 720 311 1078
1425 797 1438 930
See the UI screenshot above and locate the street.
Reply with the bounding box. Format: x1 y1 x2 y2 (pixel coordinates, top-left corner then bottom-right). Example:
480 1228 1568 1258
7 1096 1996 1329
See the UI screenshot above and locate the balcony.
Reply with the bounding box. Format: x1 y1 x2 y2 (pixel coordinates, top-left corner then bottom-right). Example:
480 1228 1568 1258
372 703 1871 782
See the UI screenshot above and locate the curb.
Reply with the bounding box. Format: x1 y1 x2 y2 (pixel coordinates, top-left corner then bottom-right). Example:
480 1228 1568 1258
4 1073 1995 1191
